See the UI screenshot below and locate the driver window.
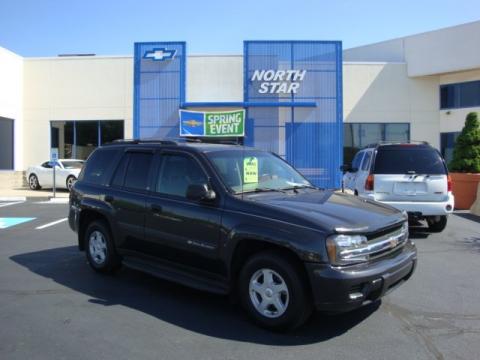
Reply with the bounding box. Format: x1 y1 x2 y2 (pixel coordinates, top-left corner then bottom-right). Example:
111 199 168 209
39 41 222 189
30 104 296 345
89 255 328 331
156 154 208 198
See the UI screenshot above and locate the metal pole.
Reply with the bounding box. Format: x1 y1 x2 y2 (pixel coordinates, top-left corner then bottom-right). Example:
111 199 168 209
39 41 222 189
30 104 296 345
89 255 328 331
53 164 56 198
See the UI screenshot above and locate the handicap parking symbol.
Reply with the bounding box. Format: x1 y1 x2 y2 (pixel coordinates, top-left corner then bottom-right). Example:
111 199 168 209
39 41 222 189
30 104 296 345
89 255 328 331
0 218 36 229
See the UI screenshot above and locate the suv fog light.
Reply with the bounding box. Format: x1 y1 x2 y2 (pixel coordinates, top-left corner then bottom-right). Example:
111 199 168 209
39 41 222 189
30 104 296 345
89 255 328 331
446 204 452 211
349 292 364 300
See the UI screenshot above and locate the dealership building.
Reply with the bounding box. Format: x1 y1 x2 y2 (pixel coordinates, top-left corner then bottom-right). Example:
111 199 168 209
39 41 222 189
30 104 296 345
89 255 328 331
1 20 479 188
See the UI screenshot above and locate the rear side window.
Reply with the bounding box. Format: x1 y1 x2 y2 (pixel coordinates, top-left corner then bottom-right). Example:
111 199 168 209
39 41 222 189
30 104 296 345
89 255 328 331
351 152 364 170
81 149 119 184
361 152 372 171
123 152 153 191
373 148 446 175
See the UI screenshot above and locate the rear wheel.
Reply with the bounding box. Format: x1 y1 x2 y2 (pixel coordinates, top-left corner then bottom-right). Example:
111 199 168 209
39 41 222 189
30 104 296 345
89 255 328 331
238 251 312 331
426 215 447 232
28 174 41 190
85 220 121 273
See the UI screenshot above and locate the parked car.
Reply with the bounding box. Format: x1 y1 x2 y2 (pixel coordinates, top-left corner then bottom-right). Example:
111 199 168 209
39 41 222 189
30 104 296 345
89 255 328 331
343 142 454 232
27 159 84 191
68 139 417 331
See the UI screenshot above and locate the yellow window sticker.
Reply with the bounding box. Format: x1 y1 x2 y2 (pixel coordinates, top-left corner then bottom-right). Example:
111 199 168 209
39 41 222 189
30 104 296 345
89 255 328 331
243 157 258 183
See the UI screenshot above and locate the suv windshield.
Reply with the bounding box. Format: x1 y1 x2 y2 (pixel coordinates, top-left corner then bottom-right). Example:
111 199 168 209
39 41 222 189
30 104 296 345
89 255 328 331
373 147 446 175
206 150 312 194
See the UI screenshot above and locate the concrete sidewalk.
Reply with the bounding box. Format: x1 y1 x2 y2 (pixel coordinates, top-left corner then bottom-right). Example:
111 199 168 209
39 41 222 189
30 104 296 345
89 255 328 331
0 187 69 201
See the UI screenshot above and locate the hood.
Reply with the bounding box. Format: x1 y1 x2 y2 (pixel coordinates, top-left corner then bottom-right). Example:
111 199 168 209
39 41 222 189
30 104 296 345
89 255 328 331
250 190 405 234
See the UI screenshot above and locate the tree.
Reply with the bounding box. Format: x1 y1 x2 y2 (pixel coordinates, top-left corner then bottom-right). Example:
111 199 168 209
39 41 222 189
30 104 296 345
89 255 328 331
449 112 480 173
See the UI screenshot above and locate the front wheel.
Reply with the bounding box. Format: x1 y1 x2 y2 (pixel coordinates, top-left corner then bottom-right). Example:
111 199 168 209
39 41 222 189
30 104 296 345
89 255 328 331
66 176 76 191
426 215 447 232
238 251 312 331
85 220 121 273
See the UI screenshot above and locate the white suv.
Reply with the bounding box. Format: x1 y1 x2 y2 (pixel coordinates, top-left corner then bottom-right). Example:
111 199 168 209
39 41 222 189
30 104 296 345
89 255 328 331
343 143 454 232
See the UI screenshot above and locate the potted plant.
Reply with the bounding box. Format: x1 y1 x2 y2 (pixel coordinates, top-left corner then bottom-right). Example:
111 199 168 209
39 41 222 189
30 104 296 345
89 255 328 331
449 112 480 209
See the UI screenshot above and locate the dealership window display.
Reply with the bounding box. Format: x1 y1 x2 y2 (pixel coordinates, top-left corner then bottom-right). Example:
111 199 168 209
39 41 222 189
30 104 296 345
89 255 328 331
343 123 410 164
51 120 124 160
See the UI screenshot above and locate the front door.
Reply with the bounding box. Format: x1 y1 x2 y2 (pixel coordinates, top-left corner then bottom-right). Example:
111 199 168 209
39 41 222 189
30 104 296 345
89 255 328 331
144 151 223 274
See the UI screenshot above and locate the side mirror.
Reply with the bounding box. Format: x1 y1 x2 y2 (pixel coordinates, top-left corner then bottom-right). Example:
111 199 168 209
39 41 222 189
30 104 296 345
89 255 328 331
186 184 216 202
340 164 352 173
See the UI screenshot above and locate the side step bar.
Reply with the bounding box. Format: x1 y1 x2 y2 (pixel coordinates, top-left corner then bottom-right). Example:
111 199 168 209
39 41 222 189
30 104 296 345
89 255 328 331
122 256 229 295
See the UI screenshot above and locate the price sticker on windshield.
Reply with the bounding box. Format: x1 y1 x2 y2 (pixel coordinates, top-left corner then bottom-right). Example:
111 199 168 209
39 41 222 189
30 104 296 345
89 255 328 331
244 157 258 183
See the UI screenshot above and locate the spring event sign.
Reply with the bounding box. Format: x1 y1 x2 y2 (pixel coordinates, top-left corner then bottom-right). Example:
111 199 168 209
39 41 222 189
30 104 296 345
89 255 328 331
179 109 245 137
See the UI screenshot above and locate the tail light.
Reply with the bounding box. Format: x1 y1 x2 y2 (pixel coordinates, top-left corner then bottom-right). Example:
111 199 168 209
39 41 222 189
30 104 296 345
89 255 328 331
365 174 374 191
447 174 452 192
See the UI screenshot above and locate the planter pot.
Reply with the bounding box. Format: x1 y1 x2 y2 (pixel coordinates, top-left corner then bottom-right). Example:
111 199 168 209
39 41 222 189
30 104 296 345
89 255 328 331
450 172 480 210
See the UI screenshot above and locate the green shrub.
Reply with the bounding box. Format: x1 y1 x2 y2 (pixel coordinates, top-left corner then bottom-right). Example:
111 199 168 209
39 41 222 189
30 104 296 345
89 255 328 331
449 112 480 173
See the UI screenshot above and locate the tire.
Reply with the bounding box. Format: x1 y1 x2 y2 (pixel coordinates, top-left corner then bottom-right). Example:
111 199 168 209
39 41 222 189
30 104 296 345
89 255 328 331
426 216 447 233
238 251 312 331
28 174 41 190
66 176 76 192
84 220 121 273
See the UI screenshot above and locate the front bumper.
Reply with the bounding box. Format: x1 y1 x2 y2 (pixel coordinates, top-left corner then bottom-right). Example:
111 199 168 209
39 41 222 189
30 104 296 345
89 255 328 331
305 242 417 313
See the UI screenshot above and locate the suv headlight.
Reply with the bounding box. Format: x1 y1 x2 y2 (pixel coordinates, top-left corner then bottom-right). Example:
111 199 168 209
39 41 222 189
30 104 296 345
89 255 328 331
326 234 369 266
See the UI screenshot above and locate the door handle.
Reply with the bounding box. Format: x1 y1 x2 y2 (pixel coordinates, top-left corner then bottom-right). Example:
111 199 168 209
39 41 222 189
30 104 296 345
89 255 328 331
150 204 163 215
105 195 114 203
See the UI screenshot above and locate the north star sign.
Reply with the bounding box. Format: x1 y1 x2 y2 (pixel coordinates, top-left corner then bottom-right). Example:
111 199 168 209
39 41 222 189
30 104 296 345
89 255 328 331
251 69 307 94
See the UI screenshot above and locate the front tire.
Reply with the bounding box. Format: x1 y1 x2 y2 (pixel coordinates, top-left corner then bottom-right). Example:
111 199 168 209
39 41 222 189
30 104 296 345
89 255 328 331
426 215 447 233
238 251 312 331
66 176 76 192
28 174 41 190
85 220 121 273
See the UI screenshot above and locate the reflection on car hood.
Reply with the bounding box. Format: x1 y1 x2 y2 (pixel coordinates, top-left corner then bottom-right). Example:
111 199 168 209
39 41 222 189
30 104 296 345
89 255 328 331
253 190 404 233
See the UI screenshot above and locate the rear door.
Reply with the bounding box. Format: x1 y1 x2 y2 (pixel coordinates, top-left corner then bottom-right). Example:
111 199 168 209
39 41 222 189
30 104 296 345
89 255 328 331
345 151 364 191
355 150 373 194
108 150 154 253
373 146 448 202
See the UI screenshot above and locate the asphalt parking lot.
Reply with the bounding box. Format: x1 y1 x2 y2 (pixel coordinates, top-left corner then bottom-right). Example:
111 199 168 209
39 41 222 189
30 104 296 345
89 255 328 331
0 200 479 360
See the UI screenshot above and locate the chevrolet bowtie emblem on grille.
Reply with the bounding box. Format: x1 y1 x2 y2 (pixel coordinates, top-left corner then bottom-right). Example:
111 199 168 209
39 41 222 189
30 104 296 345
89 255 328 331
143 48 176 61
390 238 399 248
183 120 202 127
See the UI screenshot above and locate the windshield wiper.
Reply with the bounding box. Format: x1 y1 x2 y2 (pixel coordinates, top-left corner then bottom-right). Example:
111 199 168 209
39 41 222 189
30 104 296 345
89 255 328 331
241 187 287 194
281 184 317 193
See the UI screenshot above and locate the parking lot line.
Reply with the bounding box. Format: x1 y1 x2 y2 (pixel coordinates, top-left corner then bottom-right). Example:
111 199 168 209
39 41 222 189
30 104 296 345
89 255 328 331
0 201 24 208
35 218 68 230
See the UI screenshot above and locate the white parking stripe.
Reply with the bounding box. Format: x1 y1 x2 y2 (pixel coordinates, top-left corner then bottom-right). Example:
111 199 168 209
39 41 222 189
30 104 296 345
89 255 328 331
35 218 68 230
0 201 24 208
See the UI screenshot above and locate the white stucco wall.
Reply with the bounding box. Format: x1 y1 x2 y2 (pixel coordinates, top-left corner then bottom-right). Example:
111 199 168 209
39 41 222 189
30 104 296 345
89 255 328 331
187 55 243 102
439 69 480 133
343 62 440 148
345 21 480 77
0 47 23 170
23 56 133 168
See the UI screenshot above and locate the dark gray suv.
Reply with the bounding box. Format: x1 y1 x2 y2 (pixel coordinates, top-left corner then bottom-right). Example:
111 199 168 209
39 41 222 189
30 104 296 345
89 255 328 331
69 139 417 331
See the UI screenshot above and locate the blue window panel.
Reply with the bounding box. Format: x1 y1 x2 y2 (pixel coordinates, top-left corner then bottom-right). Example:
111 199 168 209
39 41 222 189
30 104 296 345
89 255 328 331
134 42 186 139
244 41 343 188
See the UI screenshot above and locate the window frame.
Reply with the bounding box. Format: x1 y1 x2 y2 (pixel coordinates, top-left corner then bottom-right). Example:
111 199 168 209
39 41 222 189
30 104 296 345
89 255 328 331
440 80 480 110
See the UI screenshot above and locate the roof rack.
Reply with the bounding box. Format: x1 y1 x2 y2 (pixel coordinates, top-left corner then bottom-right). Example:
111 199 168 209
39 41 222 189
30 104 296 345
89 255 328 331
105 137 243 146
106 138 179 146
363 140 430 148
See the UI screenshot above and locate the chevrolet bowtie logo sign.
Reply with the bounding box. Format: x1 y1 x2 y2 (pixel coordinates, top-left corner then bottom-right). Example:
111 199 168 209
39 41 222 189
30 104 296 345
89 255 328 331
143 48 176 61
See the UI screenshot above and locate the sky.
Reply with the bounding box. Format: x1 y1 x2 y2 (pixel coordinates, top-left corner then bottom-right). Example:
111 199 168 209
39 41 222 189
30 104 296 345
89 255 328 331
0 0 479 57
